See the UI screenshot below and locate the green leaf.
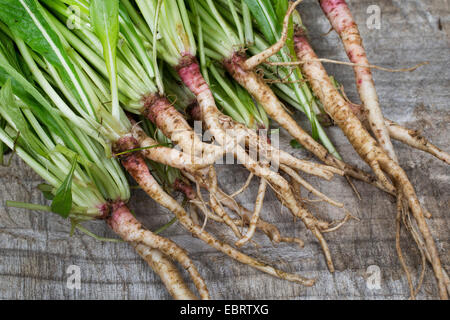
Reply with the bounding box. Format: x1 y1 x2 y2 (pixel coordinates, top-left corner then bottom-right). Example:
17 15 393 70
0 29 33 81
243 0 279 44
0 80 48 157
75 224 123 242
6 200 52 212
290 139 303 149
0 0 96 119
52 144 93 168
118 3 154 78
50 155 78 218
90 0 121 120
38 183 55 200
0 46 84 153
245 0 321 142
241 0 254 45
0 25 96 158
0 30 22 72
272 0 289 25
0 116 8 165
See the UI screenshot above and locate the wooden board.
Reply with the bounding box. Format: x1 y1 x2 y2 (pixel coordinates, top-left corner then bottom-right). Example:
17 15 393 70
0 0 448 300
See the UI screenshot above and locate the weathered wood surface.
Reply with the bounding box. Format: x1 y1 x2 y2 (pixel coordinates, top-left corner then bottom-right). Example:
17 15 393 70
0 0 448 300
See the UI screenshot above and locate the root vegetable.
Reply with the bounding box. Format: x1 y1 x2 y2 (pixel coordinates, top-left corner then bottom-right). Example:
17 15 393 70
207 166 243 238
108 201 210 300
293 29 448 299
114 135 315 285
224 53 395 194
178 56 336 272
182 171 305 247
134 244 199 300
194 0 392 194
318 0 398 163
219 116 344 180
0 45 207 299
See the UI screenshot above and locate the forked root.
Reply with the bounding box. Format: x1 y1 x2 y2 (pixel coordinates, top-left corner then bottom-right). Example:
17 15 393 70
134 244 199 300
178 55 335 272
207 166 243 238
271 189 335 272
346 104 450 165
185 170 304 248
181 167 244 238
290 171 353 234
406 213 450 296
396 192 430 299
285 165 354 234
182 170 305 248
216 186 306 248
107 201 209 300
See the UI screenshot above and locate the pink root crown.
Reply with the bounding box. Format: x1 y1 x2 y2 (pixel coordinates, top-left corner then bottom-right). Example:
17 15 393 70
143 94 172 124
114 135 140 156
319 0 355 34
97 203 110 220
223 52 247 76
187 102 201 121
293 33 313 59
230 51 247 65
107 201 131 230
177 56 208 97
173 179 196 200
319 0 347 15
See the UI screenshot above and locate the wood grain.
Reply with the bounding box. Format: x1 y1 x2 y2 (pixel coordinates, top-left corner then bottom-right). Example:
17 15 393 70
0 0 448 300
